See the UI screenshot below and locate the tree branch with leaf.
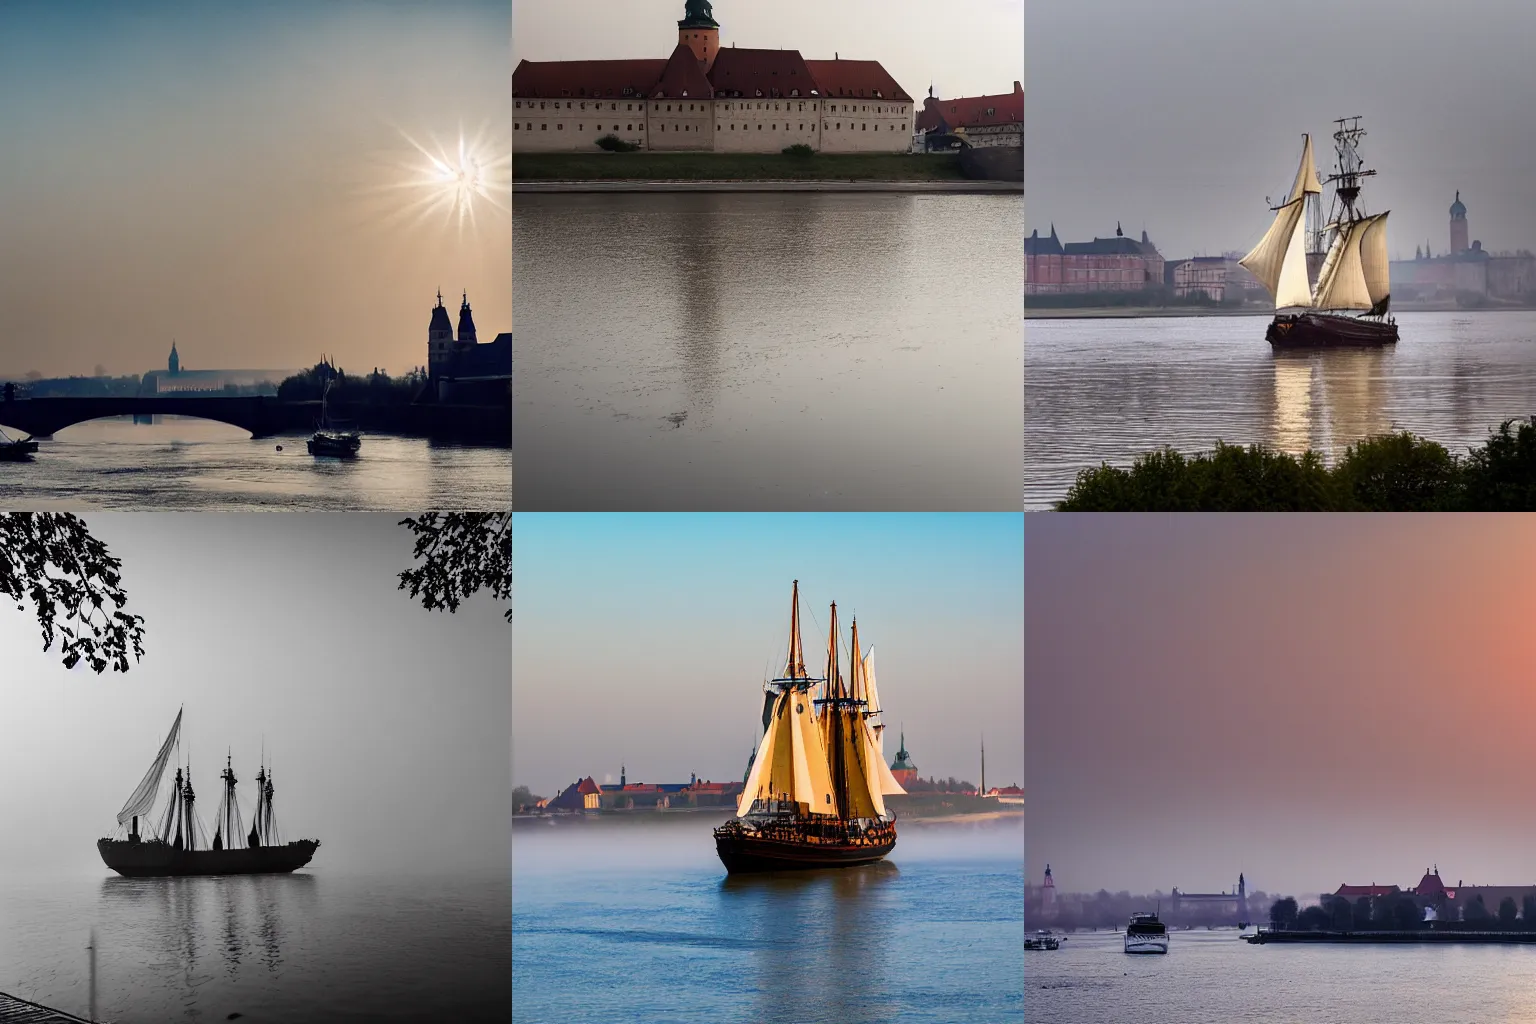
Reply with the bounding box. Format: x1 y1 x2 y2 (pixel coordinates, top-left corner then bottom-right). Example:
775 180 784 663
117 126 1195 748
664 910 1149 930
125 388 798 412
1 513 145 673
397 513 511 622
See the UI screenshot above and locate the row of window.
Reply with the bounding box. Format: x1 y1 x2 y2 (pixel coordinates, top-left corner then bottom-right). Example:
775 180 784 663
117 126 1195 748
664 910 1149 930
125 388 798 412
515 99 909 115
518 120 908 133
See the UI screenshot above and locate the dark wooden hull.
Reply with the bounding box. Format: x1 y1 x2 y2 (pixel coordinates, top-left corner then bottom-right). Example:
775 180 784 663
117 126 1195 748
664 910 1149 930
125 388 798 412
307 432 360 457
714 825 895 873
0 441 38 461
1267 312 1399 349
98 838 318 877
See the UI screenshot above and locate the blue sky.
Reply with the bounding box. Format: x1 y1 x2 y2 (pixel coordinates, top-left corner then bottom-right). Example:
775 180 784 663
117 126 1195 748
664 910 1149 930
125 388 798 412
512 513 1023 797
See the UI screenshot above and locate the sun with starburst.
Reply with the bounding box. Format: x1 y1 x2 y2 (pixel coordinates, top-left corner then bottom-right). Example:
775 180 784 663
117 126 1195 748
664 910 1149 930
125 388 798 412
376 121 510 240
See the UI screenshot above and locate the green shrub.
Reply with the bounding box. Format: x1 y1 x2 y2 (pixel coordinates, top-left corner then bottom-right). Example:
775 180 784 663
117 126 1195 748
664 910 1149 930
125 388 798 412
1333 432 1461 511
595 134 639 153
781 143 815 157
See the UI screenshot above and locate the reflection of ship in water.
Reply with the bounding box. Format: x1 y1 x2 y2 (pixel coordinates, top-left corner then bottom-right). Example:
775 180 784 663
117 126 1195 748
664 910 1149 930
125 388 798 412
720 857 898 1023
98 709 319 877
1269 348 1391 456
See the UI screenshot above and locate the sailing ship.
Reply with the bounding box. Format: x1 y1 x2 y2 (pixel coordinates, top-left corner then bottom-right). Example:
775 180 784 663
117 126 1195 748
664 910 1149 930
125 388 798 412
1241 117 1398 349
714 581 907 873
1124 911 1170 954
307 379 361 457
97 709 320 877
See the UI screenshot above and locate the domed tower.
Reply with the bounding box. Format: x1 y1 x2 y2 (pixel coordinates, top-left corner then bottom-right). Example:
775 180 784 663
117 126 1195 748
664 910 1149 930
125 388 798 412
1450 191 1469 254
677 0 719 72
427 290 455 380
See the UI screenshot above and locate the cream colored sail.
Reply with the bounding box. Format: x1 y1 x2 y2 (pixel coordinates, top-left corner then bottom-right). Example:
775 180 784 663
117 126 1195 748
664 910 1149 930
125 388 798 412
863 715 906 797
1313 218 1374 310
862 647 886 754
738 687 838 817
1240 197 1312 309
837 710 884 819
1288 134 1323 201
1359 212 1391 307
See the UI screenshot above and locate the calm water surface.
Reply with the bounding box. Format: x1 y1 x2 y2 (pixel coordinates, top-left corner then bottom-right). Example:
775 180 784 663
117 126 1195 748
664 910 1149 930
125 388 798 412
0 416 512 509
513 193 1022 511
513 816 1023 1023
1026 311 1536 508
0 870 509 1023
1029 927 1536 1023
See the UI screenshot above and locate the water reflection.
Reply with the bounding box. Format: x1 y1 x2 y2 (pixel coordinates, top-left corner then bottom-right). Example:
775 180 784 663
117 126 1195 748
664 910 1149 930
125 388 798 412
1270 355 1314 454
720 863 900 1024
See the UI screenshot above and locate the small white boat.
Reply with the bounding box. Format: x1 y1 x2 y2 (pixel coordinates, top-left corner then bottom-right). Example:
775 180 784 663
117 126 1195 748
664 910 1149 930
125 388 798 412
1125 912 1169 954
1024 929 1060 950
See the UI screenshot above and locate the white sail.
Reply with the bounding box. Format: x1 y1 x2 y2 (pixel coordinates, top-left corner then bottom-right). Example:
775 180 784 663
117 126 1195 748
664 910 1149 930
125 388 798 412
863 716 906 797
117 709 182 825
1240 197 1312 309
1360 212 1391 307
1288 134 1323 201
862 647 886 756
1313 218 1375 311
737 699 781 816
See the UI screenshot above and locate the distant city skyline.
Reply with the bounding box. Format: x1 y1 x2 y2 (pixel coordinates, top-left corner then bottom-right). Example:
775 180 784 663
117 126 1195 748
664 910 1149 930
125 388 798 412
1028 0 1536 261
0 2 509 380
513 514 1023 799
514 0 1023 107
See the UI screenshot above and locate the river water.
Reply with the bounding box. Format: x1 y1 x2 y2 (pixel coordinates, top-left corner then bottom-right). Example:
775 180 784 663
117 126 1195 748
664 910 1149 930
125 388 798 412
512 815 1023 1023
1025 311 1536 508
0 416 512 509
1028 926 1536 1023
0 869 509 1023
512 193 1023 511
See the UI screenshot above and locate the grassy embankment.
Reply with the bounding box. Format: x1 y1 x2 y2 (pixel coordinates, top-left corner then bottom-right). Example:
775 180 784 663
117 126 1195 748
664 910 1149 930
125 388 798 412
513 151 967 181
1056 420 1536 511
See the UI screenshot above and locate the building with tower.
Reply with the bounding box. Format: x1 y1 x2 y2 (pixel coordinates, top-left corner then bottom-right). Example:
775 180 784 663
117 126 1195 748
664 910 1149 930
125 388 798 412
512 0 914 154
167 341 180 376
425 290 510 403
1389 191 1536 301
914 82 1023 151
889 730 917 788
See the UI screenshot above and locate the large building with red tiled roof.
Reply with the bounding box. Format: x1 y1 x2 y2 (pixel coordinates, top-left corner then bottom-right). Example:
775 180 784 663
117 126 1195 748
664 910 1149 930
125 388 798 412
513 1 914 154
915 82 1024 150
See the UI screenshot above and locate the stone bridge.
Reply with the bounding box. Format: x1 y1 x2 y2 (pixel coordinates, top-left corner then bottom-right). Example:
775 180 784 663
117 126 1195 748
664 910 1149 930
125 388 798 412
0 395 291 439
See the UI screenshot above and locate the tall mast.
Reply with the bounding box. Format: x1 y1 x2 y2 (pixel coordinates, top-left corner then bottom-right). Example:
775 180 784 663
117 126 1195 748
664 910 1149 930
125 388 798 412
826 602 847 819
1327 116 1374 227
785 580 806 680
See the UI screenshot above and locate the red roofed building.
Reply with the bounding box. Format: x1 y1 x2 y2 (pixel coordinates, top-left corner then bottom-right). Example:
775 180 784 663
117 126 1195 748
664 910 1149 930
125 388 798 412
915 82 1024 150
548 776 603 812
512 1 913 154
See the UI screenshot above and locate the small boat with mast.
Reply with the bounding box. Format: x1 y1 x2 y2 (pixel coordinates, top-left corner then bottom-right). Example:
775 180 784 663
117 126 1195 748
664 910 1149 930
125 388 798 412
1241 117 1398 349
97 709 319 877
714 581 907 873
0 426 39 461
306 378 361 458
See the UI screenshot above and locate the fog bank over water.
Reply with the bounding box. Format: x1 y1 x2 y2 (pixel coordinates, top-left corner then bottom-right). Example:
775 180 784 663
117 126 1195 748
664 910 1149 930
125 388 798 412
1028 0 1536 259
0 513 510 878
1028 515 1536 898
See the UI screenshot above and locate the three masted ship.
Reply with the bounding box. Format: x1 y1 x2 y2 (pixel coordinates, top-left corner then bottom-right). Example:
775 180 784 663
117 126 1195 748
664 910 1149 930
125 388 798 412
1241 117 1398 349
714 581 907 873
97 709 320 877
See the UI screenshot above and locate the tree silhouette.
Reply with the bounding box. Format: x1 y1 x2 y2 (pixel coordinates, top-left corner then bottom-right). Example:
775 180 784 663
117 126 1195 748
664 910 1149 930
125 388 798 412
398 513 511 623
2 513 144 673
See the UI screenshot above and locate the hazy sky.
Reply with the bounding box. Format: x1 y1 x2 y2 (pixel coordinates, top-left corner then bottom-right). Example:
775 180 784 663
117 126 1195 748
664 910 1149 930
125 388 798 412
1 513 509 878
1027 0 1536 261
0 2 509 380
1028 515 1536 900
512 514 1023 799
513 0 1023 104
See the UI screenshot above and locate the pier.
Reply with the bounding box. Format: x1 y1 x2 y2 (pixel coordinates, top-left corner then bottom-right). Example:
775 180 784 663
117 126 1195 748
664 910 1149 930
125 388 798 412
0 992 96 1023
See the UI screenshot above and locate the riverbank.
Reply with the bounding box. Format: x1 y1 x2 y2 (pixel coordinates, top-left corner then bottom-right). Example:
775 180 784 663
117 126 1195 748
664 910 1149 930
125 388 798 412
511 804 1020 829
1026 302 1536 319
513 151 994 185
517 178 1020 193
1247 929 1536 944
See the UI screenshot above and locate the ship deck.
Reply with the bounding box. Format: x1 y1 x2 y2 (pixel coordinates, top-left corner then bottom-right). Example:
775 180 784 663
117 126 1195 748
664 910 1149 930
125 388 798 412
0 992 97 1023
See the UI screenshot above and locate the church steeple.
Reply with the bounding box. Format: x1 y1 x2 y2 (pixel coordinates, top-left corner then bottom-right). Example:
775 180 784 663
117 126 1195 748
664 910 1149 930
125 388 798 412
457 291 477 345
168 340 180 376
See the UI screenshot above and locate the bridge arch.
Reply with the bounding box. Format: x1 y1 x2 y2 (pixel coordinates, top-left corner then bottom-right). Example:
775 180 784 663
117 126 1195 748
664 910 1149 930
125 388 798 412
0 395 290 440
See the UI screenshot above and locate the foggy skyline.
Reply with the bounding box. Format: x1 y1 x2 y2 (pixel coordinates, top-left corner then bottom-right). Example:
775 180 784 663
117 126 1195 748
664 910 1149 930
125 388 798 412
1028 515 1536 900
1 513 509 878
0 2 509 381
513 0 1024 108
512 514 1023 800
1027 0 1536 262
